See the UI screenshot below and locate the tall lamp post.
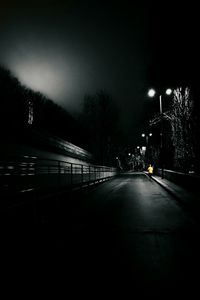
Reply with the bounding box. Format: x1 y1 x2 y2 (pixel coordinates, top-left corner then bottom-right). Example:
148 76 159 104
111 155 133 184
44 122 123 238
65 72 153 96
141 132 152 167
141 132 152 146
147 88 172 179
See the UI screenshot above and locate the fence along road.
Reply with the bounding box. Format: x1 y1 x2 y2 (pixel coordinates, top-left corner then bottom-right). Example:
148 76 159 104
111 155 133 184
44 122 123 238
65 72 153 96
0 154 117 198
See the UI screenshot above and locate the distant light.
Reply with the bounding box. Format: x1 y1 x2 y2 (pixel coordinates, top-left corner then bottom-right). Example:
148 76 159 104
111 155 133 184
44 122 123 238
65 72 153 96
137 146 140 149
116 157 118 160
128 153 131 156
149 133 152 136
148 89 156 97
166 88 172 95
141 133 145 137
142 146 146 151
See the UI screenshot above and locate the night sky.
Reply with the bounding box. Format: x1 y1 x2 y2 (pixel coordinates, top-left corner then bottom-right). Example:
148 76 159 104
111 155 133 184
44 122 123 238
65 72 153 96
0 0 199 143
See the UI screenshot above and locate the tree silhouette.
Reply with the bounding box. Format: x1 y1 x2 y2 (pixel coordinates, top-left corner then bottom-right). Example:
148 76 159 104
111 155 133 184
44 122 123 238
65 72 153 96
165 87 195 172
79 90 120 165
0 65 85 147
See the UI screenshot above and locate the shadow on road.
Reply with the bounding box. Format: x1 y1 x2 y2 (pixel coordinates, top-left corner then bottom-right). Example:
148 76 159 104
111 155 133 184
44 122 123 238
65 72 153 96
2 174 200 296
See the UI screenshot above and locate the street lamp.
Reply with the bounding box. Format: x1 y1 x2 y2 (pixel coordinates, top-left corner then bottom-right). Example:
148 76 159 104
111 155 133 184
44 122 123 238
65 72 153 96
148 88 172 115
141 132 153 167
141 132 152 145
147 88 172 178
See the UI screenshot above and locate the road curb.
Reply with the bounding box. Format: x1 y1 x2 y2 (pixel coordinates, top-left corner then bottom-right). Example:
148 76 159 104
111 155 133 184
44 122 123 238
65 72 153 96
145 173 186 206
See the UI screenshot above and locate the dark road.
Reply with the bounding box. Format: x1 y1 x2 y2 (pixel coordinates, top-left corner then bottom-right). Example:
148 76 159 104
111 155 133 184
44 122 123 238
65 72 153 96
3 172 200 295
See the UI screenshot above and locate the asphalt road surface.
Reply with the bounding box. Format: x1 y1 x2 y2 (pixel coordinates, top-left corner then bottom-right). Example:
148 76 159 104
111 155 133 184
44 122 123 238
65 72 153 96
3 172 200 296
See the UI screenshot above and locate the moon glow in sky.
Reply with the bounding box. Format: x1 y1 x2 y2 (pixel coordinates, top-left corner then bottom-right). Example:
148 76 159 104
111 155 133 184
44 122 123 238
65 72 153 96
0 1 148 114
1 0 198 141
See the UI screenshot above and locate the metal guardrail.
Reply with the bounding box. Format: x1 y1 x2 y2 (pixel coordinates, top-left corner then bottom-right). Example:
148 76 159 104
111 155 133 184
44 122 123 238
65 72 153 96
155 168 200 192
0 155 117 194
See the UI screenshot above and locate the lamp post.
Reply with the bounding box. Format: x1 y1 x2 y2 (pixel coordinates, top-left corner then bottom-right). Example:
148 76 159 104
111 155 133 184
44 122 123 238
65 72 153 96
141 132 152 146
148 88 172 179
141 132 152 167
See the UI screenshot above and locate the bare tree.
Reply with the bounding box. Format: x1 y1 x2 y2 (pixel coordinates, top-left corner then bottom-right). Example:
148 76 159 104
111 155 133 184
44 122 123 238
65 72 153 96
165 87 195 172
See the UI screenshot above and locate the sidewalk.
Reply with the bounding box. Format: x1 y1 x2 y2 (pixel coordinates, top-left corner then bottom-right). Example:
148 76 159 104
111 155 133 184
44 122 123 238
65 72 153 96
148 173 200 218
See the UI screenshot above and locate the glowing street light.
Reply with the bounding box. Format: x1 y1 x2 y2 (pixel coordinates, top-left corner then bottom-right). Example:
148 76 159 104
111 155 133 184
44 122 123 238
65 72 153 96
148 88 172 115
141 133 153 145
148 88 156 98
166 88 172 95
